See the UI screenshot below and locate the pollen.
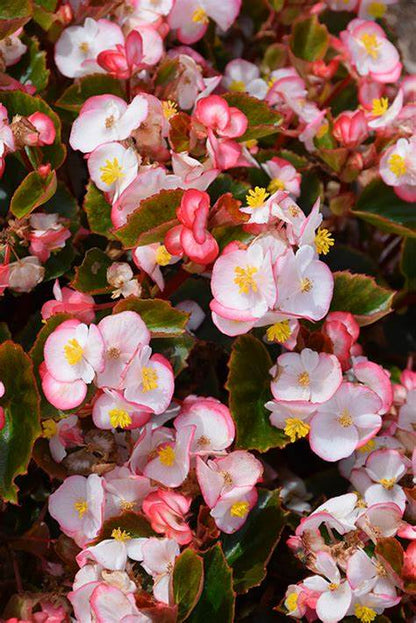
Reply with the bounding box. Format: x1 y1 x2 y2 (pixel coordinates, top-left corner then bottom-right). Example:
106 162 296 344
284 418 310 443
79 42 89 54
286 592 299 613
355 604 377 623
111 527 132 542
64 338 84 366
367 1 386 18
162 100 178 120
107 346 121 359
314 228 334 255
230 501 250 518
192 7 209 23
266 320 292 343
289 204 300 217
155 245 172 266
297 372 310 387
229 80 246 92
243 139 258 150
300 277 313 293
379 477 395 490
328 582 339 591
105 115 115 128
360 33 380 59
120 499 135 512
358 438 376 453
158 445 176 466
234 265 258 294
109 408 132 429
388 154 407 177
371 97 389 117
268 178 286 194
197 435 211 447
141 367 158 392
246 186 269 208
42 418 57 439
74 499 88 518
337 408 353 427
100 157 125 186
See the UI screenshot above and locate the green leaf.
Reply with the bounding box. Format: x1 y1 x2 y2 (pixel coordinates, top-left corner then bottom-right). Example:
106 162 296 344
173 549 204 622
10 169 57 218
208 174 250 204
188 544 235 623
0 90 66 169
290 16 329 61
226 335 287 452
212 225 254 252
43 181 80 231
0 0 32 39
84 182 115 239
152 334 195 376
95 512 155 543
55 74 125 112
354 179 416 238
400 238 416 291
222 489 287 593
330 271 395 326
71 248 112 295
0 341 40 503
44 242 75 282
223 92 282 142
10 36 50 92
115 189 183 248
113 297 189 337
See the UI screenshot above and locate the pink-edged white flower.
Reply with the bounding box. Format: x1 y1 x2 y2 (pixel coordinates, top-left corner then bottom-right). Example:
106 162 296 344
40 361 88 411
96 311 150 389
309 382 382 462
141 537 180 604
104 468 153 518
70 94 148 154
348 593 401 623
266 400 317 444
347 548 398 599
55 18 124 78
325 0 357 11
42 415 83 463
28 213 71 262
356 502 404 540
196 450 263 508
175 300 205 332
143 425 195 487
118 0 173 24
274 246 333 321
44 319 104 384
364 449 408 511
0 29 27 67
352 358 393 415
239 186 287 225
0 105 15 158
222 59 268 99
168 0 241 45
211 485 258 533
88 142 139 201
379 137 416 201
107 262 141 299
92 389 152 430
340 19 402 84
27 112 56 146
262 157 301 198
174 395 235 454
398 388 416 432
90 584 151 623
367 90 403 129
270 349 342 404
48 474 105 547
7 256 44 293
171 151 219 190
122 345 174 414
296 493 362 536
302 552 352 623
41 280 95 323
143 489 193 545
129 425 175 475
133 243 179 292
358 0 398 21
296 199 335 258
77 530 147 571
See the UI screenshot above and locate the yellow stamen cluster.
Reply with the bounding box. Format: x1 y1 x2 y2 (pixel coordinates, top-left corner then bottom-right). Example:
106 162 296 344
42 418 57 439
155 245 172 266
64 338 84 366
284 418 310 443
120 499 135 512
246 187 269 208
316 122 329 139
371 97 389 117
230 501 250 518
300 277 313 293
297 372 310 387
285 592 299 613
74 499 88 518
79 42 89 54
358 439 376 454
268 178 286 194
158 445 176 466
388 154 407 177
360 33 380 59
315 228 334 255
355 604 377 623
338 408 353 428
234 265 258 294
162 100 178 120
229 80 246 92
141 367 159 392
192 7 209 23
111 527 132 542
100 158 125 186
109 408 132 429
266 320 292 344
379 477 395 490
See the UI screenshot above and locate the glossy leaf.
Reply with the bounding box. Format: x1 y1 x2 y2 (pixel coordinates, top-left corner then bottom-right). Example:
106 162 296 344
152 334 195 376
222 489 287 593
83 182 115 239
173 549 204 622
55 74 125 112
0 0 32 38
113 297 189 337
0 341 40 503
115 189 184 248
375 538 403 579
95 511 155 543
290 15 329 61
10 169 57 218
10 36 50 91
330 271 395 326
71 248 112 295
226 334 287 451
223 92 282 142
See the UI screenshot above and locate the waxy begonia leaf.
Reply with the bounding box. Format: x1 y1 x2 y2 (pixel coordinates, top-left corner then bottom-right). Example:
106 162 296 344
10 36 50 92
0 341 40 503
83 182 115 239
223 92 282 142
222 489 288 593
115 189 184 248
10 169 57 218
152 334 195 376
95 511 155 543
400 238 416 291
71 248 112 295
173 549 204 622
113 297 189 337
330 271 395 326
354 179 416 238
226 335 288 452
375 538 404 579
188 544 235 623
169 112 191 153
55 74 125 113
0 0 32 38
290 15 329 61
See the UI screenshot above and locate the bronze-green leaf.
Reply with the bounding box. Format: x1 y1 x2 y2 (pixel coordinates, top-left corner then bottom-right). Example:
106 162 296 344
10 169 57 218
71 248 112 295
330 271 395 326
83 182 115 239
55 74 125 112
173 549 204 622
223 92 282 142
290 15 329 61
113 297 189 337
95 512 155 543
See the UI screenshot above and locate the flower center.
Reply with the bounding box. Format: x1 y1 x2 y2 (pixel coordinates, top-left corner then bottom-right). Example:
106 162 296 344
105 115 115 129
197 435 211 447
222 471 233 486
229 80 246 92
358 439 376 453
109 408 132 429
230 501 250 518
371 97 389 117
360 33 380 59
337 408 353 427
64 338 84 366
155 245 172 266
120 499 135 512
266 320 291 343
328 582 339 591
268 178 286 193
355 605 377 623
246 187 269 208
300 277 313 293
316 122 329 139
192 7 209 23
111 527 131 542
107 346 121 359
367 1 386 18
141 367 159 392
158 445 176 466
74 499 88 518
297 371 310 387
100 158 125 186
284 418 310 443
234 265 258 294
42 418 57 439
286 592 298 613
314 228 334 255
379 477 396 490
289 204 300 217
388 154 407 177
162 100 178 120
79 42 89 54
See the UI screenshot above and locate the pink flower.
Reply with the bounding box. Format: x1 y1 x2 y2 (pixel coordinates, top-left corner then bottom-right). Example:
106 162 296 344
323 311 359 371
41 280 95 324
302 552 352 623
87 142 139 201
103 467 153 518
333 110 368 148
141 537 180 604
379 137 416 202
222 59 268 99
97 30 145 79
143 425 195 487
27 112 56 146
143 489 193 544
210 485 258 533
29 214 71 262
296 493 362 536
363 449 408 511
92 388 152 430
42 414 83 463
262 157 301 198
0 30 27 67
77 531 147 571
133 243 179 291
40 361 88 410
168 0 241 44
90 584 151 622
